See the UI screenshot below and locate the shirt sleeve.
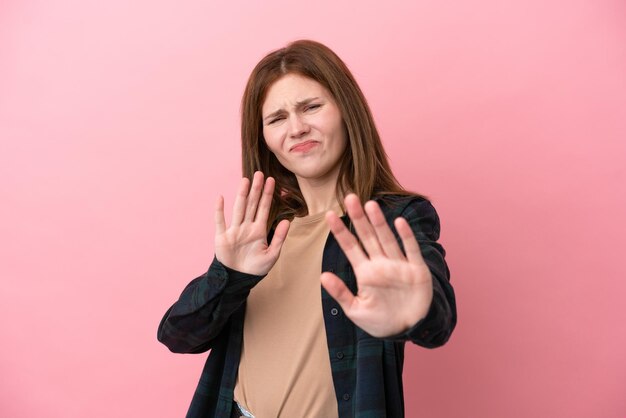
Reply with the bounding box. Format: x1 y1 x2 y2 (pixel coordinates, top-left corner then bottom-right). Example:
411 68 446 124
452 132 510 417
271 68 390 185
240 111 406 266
386 197 457 348
157 256 264 354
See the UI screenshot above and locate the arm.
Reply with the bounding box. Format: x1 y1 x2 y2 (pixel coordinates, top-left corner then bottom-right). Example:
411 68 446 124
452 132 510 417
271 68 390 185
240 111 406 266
156 172 290 353
157 257 264 354
321 194 456 347
386 197 456 348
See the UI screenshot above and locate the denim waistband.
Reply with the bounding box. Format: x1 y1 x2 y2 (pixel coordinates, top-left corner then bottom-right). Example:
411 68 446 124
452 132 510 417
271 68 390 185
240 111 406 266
232 400 255 418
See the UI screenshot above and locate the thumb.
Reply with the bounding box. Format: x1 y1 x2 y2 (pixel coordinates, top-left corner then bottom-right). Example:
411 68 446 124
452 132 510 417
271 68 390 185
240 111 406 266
267 219 290 258
321 272 355 314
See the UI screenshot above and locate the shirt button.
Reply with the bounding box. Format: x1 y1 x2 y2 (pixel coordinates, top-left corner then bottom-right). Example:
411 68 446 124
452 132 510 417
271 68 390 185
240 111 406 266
342 393 350 401
330 308 339 316
336 351 344 359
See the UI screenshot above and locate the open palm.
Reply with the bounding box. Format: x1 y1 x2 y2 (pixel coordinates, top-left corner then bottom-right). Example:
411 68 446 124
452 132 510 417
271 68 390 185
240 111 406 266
321 194 434 338
214 171 289 276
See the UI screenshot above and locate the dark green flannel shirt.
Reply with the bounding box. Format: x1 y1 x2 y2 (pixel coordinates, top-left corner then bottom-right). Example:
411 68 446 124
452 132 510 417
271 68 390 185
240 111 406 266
157 195 456 418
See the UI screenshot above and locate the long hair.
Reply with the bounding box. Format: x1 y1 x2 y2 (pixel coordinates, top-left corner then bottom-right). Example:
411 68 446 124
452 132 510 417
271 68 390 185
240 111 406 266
241 39 415 225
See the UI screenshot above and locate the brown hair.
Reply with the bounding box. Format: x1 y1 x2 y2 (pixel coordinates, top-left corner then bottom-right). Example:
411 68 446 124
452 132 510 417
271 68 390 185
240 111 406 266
241 39 416 225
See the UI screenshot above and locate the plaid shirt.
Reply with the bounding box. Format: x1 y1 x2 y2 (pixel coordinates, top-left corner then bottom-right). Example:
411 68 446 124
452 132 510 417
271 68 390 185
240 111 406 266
158 195 457 418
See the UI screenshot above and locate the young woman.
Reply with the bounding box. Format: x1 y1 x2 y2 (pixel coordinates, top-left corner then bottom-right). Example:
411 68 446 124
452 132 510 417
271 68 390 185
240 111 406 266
158 40 457 418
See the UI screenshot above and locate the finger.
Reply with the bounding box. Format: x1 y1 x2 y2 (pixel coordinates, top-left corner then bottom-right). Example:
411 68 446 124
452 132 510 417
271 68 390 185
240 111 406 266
244 171 264 222
230 177 251 226
215 195 226 234
344 194 383 257
254 176 275 224
364 201 404 260
320 272 356 313
266 219 290 259
394 217 427 266
326 210 368 266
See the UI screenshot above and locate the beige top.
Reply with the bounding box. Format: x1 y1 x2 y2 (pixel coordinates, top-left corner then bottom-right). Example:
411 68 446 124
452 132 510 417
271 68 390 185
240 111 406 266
234 208 340 418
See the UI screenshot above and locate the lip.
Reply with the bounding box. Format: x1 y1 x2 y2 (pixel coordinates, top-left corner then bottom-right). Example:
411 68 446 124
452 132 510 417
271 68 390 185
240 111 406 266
290 140 319 153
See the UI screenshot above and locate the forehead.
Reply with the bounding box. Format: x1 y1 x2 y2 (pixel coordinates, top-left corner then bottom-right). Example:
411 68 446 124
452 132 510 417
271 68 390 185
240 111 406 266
262 74 331 114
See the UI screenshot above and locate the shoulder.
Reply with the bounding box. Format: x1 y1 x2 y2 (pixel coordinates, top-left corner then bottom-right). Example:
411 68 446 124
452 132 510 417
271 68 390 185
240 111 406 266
374 194 437 217
374 194 441 239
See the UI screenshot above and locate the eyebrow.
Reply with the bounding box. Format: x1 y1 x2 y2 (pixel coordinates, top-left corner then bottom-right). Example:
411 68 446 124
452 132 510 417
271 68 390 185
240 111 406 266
263 97 321 121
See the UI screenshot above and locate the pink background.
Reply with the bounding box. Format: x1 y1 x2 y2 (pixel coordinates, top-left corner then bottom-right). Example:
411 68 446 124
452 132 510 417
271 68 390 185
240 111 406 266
1 0 625 417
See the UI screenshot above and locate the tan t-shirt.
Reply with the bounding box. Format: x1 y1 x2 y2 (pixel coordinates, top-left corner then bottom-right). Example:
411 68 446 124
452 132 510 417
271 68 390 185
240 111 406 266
234 209 340 418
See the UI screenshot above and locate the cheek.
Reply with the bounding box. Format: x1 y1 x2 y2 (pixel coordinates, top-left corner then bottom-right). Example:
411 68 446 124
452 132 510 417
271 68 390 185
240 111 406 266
262 129 279 153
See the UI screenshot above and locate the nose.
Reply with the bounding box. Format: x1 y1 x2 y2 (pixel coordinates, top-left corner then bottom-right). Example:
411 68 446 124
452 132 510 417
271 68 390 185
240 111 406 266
288 114 310 138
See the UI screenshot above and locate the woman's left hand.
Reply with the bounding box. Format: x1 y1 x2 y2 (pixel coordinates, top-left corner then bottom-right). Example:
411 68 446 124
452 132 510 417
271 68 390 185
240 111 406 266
321 194 434 338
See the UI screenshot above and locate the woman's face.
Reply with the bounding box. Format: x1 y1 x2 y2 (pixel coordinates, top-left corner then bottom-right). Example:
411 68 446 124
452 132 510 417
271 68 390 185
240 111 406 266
261 73 348 185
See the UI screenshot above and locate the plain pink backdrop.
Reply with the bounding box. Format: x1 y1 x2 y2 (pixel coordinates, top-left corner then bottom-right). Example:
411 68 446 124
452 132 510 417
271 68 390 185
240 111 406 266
1 0 625 417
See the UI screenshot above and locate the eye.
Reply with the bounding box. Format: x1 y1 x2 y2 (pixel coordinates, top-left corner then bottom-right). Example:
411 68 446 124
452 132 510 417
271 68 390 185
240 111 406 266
268 116 285 125
305 104 322 111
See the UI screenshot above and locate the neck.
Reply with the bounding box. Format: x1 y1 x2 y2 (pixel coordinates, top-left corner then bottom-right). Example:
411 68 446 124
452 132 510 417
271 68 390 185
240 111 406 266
295 168 342 216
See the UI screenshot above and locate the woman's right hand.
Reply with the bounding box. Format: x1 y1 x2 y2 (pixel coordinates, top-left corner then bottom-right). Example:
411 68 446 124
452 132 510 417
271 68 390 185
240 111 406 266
214 171 290 276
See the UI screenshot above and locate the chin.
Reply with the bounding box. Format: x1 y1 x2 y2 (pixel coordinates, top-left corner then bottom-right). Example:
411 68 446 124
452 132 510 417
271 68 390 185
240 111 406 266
294 168 335 181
